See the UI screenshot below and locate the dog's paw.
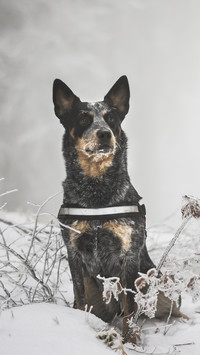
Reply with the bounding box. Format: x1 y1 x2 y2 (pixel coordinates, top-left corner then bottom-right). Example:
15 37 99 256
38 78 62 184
97 328 118 347
97 328 127 354
123 323 141 345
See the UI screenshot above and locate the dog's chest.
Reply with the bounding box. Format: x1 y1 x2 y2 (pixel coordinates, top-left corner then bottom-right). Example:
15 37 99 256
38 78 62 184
68 219 134 275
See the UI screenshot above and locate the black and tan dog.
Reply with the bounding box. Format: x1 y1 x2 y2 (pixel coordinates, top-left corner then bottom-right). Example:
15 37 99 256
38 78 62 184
53 76 183 342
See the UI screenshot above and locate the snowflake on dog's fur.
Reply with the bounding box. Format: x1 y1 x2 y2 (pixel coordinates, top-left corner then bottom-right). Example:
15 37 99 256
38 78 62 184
182 195 200 219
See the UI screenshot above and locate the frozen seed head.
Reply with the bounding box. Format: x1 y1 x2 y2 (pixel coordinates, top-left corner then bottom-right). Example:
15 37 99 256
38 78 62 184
181 195 200 219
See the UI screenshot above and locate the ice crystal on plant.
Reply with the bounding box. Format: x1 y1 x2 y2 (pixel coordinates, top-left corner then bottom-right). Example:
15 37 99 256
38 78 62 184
187 275 200 302
158 271 183 306
182 195 200 219
97 275 123 304
134 269 159 318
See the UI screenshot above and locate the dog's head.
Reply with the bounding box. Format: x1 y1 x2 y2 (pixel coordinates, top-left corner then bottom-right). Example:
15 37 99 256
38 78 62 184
53 76 130 177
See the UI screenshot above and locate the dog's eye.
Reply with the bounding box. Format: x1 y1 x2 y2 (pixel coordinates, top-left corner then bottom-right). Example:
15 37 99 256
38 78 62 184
105 113 115 125
79 113 92 126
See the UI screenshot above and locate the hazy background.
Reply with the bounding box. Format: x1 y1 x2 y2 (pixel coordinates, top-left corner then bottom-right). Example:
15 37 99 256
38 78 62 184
1 0 200 226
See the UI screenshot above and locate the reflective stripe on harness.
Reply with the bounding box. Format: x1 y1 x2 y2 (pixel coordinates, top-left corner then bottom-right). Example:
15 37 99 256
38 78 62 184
58 205 139 217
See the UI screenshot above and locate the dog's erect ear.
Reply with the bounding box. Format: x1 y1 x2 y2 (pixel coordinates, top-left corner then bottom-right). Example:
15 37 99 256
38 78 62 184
53 79 80 119
104 75 130 116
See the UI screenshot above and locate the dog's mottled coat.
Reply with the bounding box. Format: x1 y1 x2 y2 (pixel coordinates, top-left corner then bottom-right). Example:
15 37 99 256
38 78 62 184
53 76 184 342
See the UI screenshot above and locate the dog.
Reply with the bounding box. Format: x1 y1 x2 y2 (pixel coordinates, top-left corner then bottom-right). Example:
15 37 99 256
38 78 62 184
53 76 184 343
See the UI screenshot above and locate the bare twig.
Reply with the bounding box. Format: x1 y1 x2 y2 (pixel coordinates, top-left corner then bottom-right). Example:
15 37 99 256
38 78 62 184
163 301 173 335
1 219 34 236
174 342 195 347
0 227 10 262
41 225 52 282
0 189 18 198
25 191 62 262
39 212 81 233
0 241 55 302
156 216 192 272
0 280 11 298
0 202 7 210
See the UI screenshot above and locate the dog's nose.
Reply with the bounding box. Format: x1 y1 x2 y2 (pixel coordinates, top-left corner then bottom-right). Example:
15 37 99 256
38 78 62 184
97 129 112 142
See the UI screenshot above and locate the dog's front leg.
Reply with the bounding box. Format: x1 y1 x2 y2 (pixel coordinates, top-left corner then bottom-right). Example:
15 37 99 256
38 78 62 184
67 245 86 310
122 257 139 344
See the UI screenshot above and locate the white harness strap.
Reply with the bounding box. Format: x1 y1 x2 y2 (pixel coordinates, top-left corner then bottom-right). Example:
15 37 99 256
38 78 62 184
59 205 139 216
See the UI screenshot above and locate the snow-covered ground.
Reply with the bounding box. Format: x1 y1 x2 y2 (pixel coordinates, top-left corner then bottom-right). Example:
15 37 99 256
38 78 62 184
0 298 199 355
1 209 200 354
0 304 111 355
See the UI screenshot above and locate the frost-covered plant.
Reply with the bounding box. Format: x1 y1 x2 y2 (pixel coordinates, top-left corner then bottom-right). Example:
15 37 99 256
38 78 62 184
134 268 159 319
0 177 18 211
134 268 183 319
187 275 200 302
157 195 200 272
0 189 75 310
98 247 200 325
163 255 200 303
98 195 200 344
181 195 200 219
0 219 68 309
97 275 124 304
97 275 135 304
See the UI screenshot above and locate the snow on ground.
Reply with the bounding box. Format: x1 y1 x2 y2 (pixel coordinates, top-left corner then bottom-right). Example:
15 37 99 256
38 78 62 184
142 294 200 355
1 211 200 354
0 295 200 355
0 303 112 355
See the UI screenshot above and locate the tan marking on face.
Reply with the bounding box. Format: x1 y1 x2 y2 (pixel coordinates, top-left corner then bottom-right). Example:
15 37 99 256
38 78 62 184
88 111 94 117
69 221 91 247
76 148 115 177
75 132 116 177
103 221 133 251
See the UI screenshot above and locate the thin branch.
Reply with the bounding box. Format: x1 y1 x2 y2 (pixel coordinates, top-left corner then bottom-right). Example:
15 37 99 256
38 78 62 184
39 212 81 233
0 202 7 210
0 241 55 302
45 244 59 285
163 301 173 335
174 342 195 347
0 227 10 262
0 280 11 298
1 219 34 236
0 189 18 198
156 216 192 272
41 224 53 282
25 191 62 262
